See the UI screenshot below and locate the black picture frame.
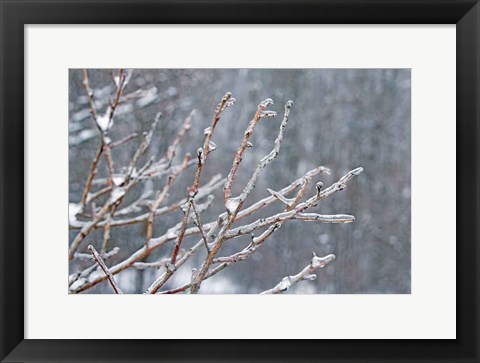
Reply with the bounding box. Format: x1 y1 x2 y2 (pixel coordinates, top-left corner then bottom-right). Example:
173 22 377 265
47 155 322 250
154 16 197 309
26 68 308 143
1 1 478 362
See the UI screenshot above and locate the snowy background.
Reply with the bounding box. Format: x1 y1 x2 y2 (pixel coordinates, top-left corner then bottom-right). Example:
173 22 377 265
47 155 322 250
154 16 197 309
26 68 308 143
69 69 411 294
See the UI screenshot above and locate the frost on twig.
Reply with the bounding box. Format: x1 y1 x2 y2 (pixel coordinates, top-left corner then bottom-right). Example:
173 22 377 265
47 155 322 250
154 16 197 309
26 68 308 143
261 253 336 294
132 250 185 270
223 97 276 205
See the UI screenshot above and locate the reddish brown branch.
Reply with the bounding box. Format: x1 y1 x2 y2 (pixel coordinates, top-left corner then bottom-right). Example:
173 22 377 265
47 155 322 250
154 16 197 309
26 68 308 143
169 92 234 267
88 245 123 294
80 143 103 209
110 132 140 149
166 110 195 165
223 98 274 204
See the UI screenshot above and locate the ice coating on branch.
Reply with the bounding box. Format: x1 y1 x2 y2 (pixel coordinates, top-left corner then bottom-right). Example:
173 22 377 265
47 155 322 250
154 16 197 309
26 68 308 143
208 140 218 152
180 202 189 214
215 92 233 112
351 167 364 175
260 110 277 118
203 126 212 135
259 98 274 108
225 97 236 108
70 278 88 291
225 197 241 215
303 274 317 281
311 253 336 269
277 277 291 292
246 141 253 148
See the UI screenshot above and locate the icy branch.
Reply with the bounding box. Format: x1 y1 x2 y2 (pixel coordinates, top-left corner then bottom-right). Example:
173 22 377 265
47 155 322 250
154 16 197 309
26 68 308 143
169 92 234 266
88 245 123 294
261 253 336 294
224 97 274 204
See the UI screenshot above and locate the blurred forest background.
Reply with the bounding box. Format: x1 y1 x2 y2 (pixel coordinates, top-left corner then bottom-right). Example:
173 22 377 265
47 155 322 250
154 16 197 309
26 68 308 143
69 69 410 294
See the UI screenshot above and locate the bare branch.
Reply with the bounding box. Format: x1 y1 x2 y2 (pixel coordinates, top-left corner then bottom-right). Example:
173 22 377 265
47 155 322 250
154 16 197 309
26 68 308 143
292 213 355 223
170 92 235 266
224 97 274 204
190 199 210 253
166 109 195 165
69 249 120 288
80 144 103 210
146 154 191 243
132 250 185 270
81 69 98 125
72 246 120 262
109 132 140 149
125 112 162 182
88 245 123 294
260 253 336 294
266 187 296 208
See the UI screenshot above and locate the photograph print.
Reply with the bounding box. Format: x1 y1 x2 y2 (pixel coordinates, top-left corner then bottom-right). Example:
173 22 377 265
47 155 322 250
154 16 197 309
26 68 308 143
68 68 411 294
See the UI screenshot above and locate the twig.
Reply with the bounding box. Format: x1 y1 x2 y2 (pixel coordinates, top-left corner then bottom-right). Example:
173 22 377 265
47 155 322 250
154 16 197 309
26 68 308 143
132 250 185 270
190 199 210 252
80 143 103 209
260 253 336 294
69 247 121 288
169 92 235 266
71 174 225 230
146 154 191 242
88 245 123 294
292 213 355 223
72 246 120 262
103 143 115 187
82 69 98 124
110 132 140 149
101 205 119 253
125 112 162 182
115 190 152 216
223 98 275 204
165 109 195 165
